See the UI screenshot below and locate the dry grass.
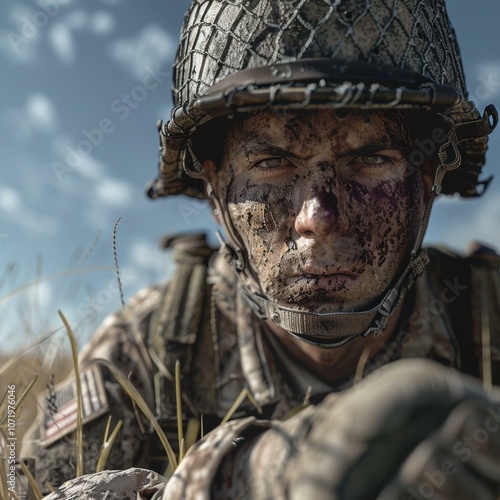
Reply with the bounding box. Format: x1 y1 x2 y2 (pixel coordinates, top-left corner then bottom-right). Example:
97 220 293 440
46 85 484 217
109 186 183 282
0 352 73 444
0 249 272 498
1 348 72 499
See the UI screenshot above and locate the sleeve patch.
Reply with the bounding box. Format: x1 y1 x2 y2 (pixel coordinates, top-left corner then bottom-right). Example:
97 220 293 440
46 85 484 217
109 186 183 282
41 365 109 447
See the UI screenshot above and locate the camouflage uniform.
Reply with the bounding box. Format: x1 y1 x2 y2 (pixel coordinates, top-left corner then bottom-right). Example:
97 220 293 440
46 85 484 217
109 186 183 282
21 236 500 498
20 0 500 497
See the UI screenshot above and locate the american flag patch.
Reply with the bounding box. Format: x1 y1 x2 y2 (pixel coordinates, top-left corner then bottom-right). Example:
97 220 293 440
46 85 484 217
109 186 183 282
41 365 109 446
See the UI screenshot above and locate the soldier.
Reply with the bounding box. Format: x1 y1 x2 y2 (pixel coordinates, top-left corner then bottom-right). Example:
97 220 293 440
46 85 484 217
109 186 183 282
21 0 500 498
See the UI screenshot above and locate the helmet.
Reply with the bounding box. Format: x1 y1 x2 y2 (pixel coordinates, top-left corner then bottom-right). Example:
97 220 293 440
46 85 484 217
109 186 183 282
147 0 498 347
148 0 497 201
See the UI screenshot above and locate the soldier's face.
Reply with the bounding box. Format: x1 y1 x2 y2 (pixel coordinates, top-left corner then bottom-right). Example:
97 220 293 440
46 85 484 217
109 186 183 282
207 110 429 313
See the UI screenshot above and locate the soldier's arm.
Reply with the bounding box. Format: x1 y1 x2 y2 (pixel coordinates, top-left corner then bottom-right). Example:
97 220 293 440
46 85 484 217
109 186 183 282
20 286 162 494
163 359 500 499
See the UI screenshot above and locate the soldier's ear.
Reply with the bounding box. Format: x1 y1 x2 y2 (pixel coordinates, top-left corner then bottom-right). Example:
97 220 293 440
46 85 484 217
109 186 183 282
203 160 217 185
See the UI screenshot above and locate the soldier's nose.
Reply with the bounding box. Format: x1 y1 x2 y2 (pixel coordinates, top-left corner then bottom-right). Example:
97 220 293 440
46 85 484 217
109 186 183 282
294 184 341 238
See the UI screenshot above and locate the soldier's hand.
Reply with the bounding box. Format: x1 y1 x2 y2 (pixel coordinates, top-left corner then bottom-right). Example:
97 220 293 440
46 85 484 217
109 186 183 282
378 399 500 499
284 359 500 500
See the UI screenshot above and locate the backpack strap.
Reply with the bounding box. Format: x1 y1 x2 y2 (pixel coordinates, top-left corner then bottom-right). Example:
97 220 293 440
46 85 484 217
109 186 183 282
429 245 500 386
467 245 500 388
148 233 217 421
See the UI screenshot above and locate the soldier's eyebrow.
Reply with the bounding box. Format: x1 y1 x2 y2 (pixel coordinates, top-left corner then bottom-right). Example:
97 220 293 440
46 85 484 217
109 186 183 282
336 141 410 158
234 134 304 160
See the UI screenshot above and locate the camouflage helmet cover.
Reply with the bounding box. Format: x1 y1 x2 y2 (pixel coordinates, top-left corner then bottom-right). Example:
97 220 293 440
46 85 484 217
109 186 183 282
148 0 497 200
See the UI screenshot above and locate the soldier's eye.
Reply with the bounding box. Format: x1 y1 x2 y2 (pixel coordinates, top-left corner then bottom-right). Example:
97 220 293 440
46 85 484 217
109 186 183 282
254 157 286 169
359 155 385 165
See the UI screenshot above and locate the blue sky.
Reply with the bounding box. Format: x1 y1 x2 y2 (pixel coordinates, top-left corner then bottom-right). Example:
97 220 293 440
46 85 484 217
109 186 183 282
1 1 500 354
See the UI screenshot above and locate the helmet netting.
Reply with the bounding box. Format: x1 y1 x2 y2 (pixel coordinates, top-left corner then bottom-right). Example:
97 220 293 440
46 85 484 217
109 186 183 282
147 0 495 201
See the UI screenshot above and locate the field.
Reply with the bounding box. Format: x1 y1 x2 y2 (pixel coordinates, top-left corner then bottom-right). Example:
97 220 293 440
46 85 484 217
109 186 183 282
1 344 73 498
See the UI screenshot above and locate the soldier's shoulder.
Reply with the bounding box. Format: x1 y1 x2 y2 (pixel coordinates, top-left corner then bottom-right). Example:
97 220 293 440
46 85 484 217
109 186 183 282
427 242 500 383
79 284 163 364
427 241 500 271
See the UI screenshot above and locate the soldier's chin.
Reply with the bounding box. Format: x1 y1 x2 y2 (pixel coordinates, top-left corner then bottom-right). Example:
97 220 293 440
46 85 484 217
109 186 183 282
277 294 369 314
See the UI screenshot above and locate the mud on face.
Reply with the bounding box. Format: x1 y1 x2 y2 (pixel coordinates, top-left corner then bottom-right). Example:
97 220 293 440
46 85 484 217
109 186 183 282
211 109 429 313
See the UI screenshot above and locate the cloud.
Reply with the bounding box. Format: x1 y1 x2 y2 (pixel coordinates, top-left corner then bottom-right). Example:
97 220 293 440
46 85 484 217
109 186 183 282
108 25 174 80
0 187 21 213
48 22 75 64
34 281 54 310
28 93 58 130
77 156 108 181
0 185 59 237
4 93 58 139
90 10 116 36
129 240 164 271
0 27 39 64
95 177 134 207
64 10 88 31
468 62 500 105
20 209 60 237
1 3 74 65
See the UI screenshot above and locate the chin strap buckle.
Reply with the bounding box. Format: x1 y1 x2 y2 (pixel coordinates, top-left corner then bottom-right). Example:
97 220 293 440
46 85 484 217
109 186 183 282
215 231 245 271
411 248 430 277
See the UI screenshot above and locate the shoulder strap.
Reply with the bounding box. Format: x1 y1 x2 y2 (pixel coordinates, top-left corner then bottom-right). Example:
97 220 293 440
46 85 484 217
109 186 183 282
429 245 500 386
427 247 478 377
148 233 217 419
467 248 500 388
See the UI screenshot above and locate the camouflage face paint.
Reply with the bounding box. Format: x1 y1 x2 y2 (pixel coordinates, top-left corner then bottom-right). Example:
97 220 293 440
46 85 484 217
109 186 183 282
215 110 425 313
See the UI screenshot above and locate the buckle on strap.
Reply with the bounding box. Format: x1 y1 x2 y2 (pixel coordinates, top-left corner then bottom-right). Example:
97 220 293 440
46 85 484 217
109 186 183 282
454 104 499 141
411 248 430 277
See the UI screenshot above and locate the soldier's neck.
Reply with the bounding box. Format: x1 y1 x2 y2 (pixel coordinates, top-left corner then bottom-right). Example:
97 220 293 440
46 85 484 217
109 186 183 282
264 299 405 385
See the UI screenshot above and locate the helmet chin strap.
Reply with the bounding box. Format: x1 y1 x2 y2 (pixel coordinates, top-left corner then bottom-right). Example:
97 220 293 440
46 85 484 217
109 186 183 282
210 127 462 348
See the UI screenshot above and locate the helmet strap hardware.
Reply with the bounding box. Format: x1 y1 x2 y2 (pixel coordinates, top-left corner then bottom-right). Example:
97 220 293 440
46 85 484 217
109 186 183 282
215 231 245 272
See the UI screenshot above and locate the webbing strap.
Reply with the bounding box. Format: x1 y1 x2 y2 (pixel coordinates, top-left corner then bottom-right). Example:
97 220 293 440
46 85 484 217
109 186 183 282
241 250 430 345
454 104 498 142
149 235 216 418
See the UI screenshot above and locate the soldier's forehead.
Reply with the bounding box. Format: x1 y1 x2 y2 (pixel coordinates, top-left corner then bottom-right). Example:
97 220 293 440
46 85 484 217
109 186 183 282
226 109 409 152
230 109 407 131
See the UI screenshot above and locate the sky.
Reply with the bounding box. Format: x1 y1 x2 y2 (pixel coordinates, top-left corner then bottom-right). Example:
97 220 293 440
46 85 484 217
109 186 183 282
1 1 499 355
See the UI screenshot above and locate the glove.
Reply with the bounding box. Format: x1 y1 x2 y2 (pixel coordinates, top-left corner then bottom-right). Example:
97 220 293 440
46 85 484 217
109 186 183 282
165 358 500 499
378 399 500 499
284 359 500 500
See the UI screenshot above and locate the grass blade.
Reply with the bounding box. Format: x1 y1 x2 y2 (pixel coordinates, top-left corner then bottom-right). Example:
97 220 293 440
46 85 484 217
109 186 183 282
96 419 123 472
18 459 43 500
0 438 9 500
0 329 61 377
185 418 200 452
0 266 114 305
58 310 84 477
0 376 37 429
102 415 112 445
220 388 262 426
175 360 184 463
13 376 38 414
97 359 178 470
